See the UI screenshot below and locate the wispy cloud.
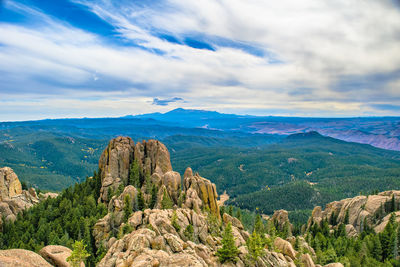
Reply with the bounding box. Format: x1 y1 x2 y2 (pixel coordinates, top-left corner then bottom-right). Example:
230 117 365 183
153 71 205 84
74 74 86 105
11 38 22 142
152 97 184 106
0 0 399 121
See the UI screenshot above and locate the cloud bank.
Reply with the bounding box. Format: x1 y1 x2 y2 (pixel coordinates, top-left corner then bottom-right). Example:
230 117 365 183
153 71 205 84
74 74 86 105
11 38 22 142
0 0 399 120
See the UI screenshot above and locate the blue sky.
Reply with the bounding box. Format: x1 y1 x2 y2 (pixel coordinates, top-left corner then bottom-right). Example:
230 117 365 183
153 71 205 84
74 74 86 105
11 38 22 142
0 0 399 121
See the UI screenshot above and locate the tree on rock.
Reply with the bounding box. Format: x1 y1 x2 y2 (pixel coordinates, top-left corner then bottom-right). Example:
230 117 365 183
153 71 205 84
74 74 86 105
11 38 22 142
216 222 239 263
67 240 90 267
161 190 174 209
129 159 140 188
123 194 132 222
247 230 265 262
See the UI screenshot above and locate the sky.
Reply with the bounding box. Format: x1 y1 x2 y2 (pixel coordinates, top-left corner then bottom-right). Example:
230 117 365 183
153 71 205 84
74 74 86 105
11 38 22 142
0 0 399 121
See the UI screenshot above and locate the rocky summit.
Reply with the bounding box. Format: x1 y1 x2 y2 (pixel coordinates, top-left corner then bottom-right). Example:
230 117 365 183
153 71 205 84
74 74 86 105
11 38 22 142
308 190 400 236
92 137 342 267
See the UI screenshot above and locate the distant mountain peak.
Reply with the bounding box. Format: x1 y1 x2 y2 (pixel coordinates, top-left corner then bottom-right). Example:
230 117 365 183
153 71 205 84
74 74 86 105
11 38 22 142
287 131 323 139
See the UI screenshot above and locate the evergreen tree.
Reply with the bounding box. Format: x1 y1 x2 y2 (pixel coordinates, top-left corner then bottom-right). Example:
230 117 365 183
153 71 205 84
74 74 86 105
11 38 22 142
246 230 265 262
344 209 349 224
150 185 158 209
254 214 264 234
123 195 132 222
235 209 242 222
161 190 174 209
216 222 239 263
184 224 195 242
228 205 233 216
129 160 140 188
171 210 181 232
137 189 145 211
67 240 90 267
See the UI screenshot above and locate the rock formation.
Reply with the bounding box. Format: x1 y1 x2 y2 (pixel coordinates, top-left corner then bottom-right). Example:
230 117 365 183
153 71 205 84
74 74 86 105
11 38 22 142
0 167 41 229
39 245 84 267
93 137 330 267
307 190 400 234
98 137 173 202
0 249 52 267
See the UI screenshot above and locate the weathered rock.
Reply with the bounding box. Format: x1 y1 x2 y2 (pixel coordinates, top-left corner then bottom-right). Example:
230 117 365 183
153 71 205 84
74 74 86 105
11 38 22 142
162 171 181 203
301 253 315 267
345 224 358 238
0 167 22 201
307 190 400 234
0 168 41 229
274 237 297 260
323 263 344 267
223 213 244 230
99 137 135 202
134 139 172 176
0 249 52 267
183 168 220 218
271 209 292 234
39 245 84 267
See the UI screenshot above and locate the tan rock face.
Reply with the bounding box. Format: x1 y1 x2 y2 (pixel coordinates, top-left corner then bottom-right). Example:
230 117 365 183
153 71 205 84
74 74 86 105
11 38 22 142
0 168 40 229
271 209 292 232
183 168 220 218
39 245 84 267
134 140 172 175
0 167 22 201
99 137 135 202
98 137 173 202
0 249 52 267
307 190 400 233
273 237 297 260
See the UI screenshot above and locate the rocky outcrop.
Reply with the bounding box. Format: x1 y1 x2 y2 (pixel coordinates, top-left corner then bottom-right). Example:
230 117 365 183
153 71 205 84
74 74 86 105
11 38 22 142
134 139 172 175
0 167 22 200
98 137 173 202
94 137 324 267
98 208 296 267
39 245 84 267
307 190 400 234
0 249 52 267
271 209 292 233
99 137 135 202
183 167 220 218
0 167 40 229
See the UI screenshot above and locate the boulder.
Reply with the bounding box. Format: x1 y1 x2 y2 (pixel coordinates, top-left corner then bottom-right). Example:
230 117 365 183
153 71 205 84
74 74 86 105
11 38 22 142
323 264 344 267
39 245 84 267
0 167 22 201
0 249 52 267
301 253 315 267
273 237 297 260
271 209 292 232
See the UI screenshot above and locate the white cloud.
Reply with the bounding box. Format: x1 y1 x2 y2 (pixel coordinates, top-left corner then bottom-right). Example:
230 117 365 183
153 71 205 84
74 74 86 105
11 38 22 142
0 0 399 120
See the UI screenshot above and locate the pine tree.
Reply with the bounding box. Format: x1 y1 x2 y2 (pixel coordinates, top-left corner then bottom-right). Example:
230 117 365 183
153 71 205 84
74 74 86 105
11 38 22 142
254 214 264 234
184 224 195 242
129 160 140 188
123 195 132 222
228 205 233 216
161 190 174 209
216 222 239 263
235 209 242 222
171 210 181 232
137 189 145 211
344 209 349 224
246 230 265 262
67 240 90 267
150 185 158 209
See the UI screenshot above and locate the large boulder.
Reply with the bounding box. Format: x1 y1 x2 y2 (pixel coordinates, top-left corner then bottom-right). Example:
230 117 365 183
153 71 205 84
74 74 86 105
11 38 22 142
0 249 52 267
39 245 85 267
273 237 297 260
0 168 40 228
0 167 22 201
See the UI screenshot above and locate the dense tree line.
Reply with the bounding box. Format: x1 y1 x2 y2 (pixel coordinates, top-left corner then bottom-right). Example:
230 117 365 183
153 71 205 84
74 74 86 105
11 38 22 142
0 170 107 266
